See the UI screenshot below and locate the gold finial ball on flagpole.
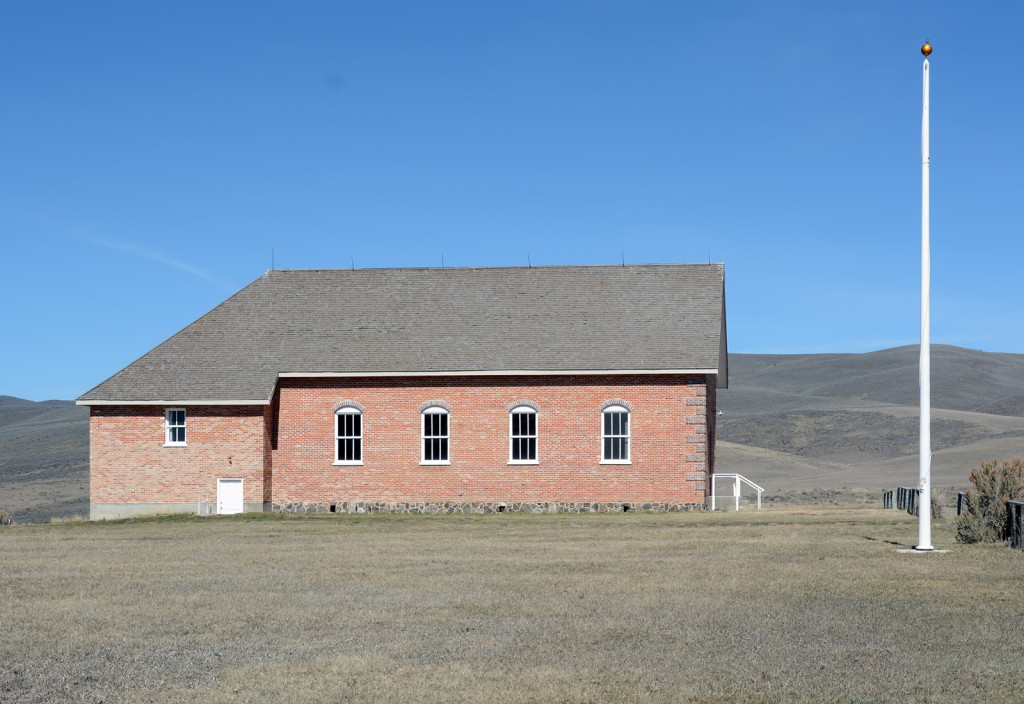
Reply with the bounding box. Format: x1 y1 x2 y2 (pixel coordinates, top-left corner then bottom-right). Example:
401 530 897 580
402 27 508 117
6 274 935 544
921 41 932 57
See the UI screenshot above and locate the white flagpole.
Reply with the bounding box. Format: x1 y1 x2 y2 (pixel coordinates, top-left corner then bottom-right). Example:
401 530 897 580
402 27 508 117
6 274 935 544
917 41 933 551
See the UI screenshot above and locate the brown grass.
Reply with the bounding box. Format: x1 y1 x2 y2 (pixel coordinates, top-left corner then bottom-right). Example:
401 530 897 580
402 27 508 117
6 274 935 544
2 509 1022 703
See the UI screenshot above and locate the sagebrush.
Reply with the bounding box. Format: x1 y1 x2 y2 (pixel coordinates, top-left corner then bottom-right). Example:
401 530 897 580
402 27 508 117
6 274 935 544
956 458 1024 543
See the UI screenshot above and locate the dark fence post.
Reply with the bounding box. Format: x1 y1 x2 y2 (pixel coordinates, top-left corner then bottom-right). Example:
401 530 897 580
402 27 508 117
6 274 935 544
883 490 894 509
896 486 917 514
1008 500 1024 551
957 491 968 516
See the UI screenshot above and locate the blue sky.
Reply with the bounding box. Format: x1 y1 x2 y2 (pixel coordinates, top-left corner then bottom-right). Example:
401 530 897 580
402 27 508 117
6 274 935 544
2 1 1022 401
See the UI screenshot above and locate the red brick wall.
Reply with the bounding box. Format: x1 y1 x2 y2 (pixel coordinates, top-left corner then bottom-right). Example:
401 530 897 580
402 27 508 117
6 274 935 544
89 405 267 506
262 403 276 504
88 375 715 511
271 375 710 505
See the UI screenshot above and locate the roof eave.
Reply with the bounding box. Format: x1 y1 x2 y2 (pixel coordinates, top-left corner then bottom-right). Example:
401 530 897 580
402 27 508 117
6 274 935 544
76 398 271 407
278 368 721 379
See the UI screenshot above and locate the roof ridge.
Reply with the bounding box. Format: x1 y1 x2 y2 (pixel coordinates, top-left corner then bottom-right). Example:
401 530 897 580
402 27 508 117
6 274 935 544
267 262 724 274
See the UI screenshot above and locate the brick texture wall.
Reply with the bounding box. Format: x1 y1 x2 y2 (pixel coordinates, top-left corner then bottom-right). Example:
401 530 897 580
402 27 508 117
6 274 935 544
271 374 711 506
89 405 268 506
88 375 716 511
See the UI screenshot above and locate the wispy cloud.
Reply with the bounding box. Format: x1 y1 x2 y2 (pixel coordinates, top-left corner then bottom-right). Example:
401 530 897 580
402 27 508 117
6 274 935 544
89 239 238 293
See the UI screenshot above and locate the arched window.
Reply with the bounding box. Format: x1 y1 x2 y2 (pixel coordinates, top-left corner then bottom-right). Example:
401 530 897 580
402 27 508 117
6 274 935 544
509 405 538 463
335 407 363 464
421 406 450 464
601 405 630 463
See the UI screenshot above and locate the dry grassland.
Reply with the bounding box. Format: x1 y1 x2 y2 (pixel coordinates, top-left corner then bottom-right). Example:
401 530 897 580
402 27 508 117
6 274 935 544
2 509 1022 703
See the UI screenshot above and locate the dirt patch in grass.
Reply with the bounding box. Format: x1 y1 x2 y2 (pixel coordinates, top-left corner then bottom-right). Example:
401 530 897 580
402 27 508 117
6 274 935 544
2 510 1022 703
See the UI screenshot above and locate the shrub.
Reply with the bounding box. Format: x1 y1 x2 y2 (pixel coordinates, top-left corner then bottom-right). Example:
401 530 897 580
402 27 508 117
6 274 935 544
956 458 1024 543
0 509 11 525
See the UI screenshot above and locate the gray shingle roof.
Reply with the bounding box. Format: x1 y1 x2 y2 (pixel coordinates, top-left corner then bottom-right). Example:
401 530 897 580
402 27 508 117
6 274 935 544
78 264 727 403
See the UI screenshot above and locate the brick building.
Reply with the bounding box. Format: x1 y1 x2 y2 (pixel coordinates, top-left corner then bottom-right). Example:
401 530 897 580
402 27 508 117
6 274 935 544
77 264 728 519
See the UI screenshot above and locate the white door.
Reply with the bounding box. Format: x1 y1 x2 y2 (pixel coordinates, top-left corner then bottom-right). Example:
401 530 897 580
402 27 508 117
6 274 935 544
217 478 244 515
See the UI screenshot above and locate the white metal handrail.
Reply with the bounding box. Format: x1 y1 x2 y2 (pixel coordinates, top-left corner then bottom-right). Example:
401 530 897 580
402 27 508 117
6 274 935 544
710 473 764 511
197 493 214 516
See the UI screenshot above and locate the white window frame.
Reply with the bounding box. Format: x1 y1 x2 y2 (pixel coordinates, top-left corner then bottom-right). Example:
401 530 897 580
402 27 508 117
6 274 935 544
600 405 630 464
509 406 538 465
334 407 364 466
164 408 186 447
421 406 450 465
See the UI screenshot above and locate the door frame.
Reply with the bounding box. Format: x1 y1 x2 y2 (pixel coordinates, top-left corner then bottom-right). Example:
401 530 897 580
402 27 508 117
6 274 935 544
217 477 244 515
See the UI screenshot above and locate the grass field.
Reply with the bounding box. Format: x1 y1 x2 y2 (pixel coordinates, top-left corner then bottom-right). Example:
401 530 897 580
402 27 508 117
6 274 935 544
2 509 1023 703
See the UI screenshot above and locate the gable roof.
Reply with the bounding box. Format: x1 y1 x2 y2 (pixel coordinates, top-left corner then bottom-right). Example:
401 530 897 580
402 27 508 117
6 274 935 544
78 264 728 404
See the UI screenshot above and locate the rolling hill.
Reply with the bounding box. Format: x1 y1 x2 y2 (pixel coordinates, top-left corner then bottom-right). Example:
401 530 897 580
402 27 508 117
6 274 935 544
0 396 89 523
717 345 1024 499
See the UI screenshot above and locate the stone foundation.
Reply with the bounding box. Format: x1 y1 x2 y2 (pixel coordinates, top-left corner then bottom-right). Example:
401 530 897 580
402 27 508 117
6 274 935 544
271 500 705 515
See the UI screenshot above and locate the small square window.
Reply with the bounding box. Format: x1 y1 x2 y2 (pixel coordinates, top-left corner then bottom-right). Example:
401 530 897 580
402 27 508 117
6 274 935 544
165 408 186 446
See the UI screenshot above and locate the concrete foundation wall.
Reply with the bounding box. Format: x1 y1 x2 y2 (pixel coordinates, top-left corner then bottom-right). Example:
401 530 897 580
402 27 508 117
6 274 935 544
90 501 266 520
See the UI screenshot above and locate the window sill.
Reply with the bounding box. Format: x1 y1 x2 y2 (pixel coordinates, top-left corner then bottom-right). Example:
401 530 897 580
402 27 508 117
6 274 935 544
508 460 539 465
333 461 364 466
420 461 451 466
600 459 632 465
163 442 187 448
